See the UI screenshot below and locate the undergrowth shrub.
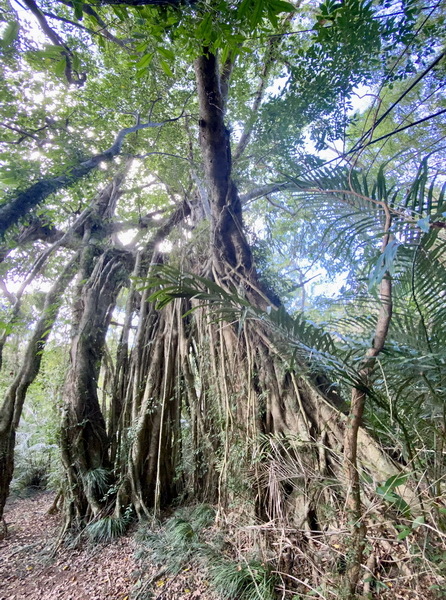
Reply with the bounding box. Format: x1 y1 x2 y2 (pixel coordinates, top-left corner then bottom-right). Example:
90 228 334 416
209 558 277 600
11 353 64 496
86 515 130 543
136 504 218 574
12 441 58 495
83 467 112 498
136 504 278 600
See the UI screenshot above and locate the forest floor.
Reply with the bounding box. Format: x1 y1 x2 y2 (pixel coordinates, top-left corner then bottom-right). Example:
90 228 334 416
0 492 215 600
1 492 445 600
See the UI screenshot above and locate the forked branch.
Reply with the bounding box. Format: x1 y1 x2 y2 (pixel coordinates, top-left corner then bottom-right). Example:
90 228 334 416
0 116 182 238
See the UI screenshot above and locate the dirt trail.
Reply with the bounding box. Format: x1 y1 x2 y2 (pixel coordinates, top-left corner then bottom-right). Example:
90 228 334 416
0 493 136 600
0 493 215 600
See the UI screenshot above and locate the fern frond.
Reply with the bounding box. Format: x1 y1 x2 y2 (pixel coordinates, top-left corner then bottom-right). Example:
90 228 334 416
143 265 364 391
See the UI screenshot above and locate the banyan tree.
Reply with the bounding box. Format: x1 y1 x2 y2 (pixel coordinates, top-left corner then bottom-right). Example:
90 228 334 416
0 0 445 596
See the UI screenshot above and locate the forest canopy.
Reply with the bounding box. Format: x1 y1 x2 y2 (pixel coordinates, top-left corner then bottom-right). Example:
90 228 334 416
0 0 445 597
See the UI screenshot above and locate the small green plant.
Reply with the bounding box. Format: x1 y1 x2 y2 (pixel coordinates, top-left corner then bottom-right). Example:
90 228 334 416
136 504 276 600
12 441 58 494
136 504 216 574
85 515 129 543
83 467 111 497
209 558 277 600
375 473 411 517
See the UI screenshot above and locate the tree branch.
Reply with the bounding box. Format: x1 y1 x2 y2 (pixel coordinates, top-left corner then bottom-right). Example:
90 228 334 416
349 50 446 155
54 0 130 48
0 117 180 238
21 0 87 86
240 181 293 204
0 121 49 145
0 279 16 305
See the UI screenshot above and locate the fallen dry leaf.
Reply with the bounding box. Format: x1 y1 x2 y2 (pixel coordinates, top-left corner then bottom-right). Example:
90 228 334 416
0 492 219 600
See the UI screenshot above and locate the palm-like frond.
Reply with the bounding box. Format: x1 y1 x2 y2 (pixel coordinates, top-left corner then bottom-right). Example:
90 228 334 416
279 155 446 275
142 265 363 390
86 515 129 543
259 156 446 455
209 558 277 600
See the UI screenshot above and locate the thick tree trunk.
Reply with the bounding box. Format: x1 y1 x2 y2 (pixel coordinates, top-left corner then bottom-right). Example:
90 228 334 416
195 52 254 280
192 51 409 550
60 248 133 522
0 255 78 520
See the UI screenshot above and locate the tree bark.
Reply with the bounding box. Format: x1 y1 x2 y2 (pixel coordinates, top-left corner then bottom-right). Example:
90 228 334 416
0 254 78 520
195 52 254 279
60 248 133 522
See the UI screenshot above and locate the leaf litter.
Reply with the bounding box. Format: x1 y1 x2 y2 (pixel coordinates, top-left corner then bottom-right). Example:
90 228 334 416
0 493 216 600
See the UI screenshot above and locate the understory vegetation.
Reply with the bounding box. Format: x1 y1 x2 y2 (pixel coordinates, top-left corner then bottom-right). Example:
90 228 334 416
0 0 445 597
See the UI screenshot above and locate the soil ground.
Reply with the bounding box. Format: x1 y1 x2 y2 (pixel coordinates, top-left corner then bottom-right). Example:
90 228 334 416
0 492 214 600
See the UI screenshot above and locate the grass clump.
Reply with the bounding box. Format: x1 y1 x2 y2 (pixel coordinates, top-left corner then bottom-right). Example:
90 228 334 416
209 558 277 600
83 467 111 497
136 504 217 574
86 515 129 543
136 504 278 600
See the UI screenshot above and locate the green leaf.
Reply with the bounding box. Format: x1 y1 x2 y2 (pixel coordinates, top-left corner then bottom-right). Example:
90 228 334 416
368 239 400 289
376 486 411 517
136 41 148 53
72 53 81 72
397 527 411 540
220 44 231 65
268 0 296 13
196 13 212 43
112 6 129 21
374 580 389 591
251 0 266 28
135 53 153 70
160 59 174 77
34 44 64 59
0 175 19 186
72 0 84 20
1 21 19 47
237 0 252 19
0 320 14 334
158 47 175 61
412 516 425 530
55 58 67 77
383 473 409 491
